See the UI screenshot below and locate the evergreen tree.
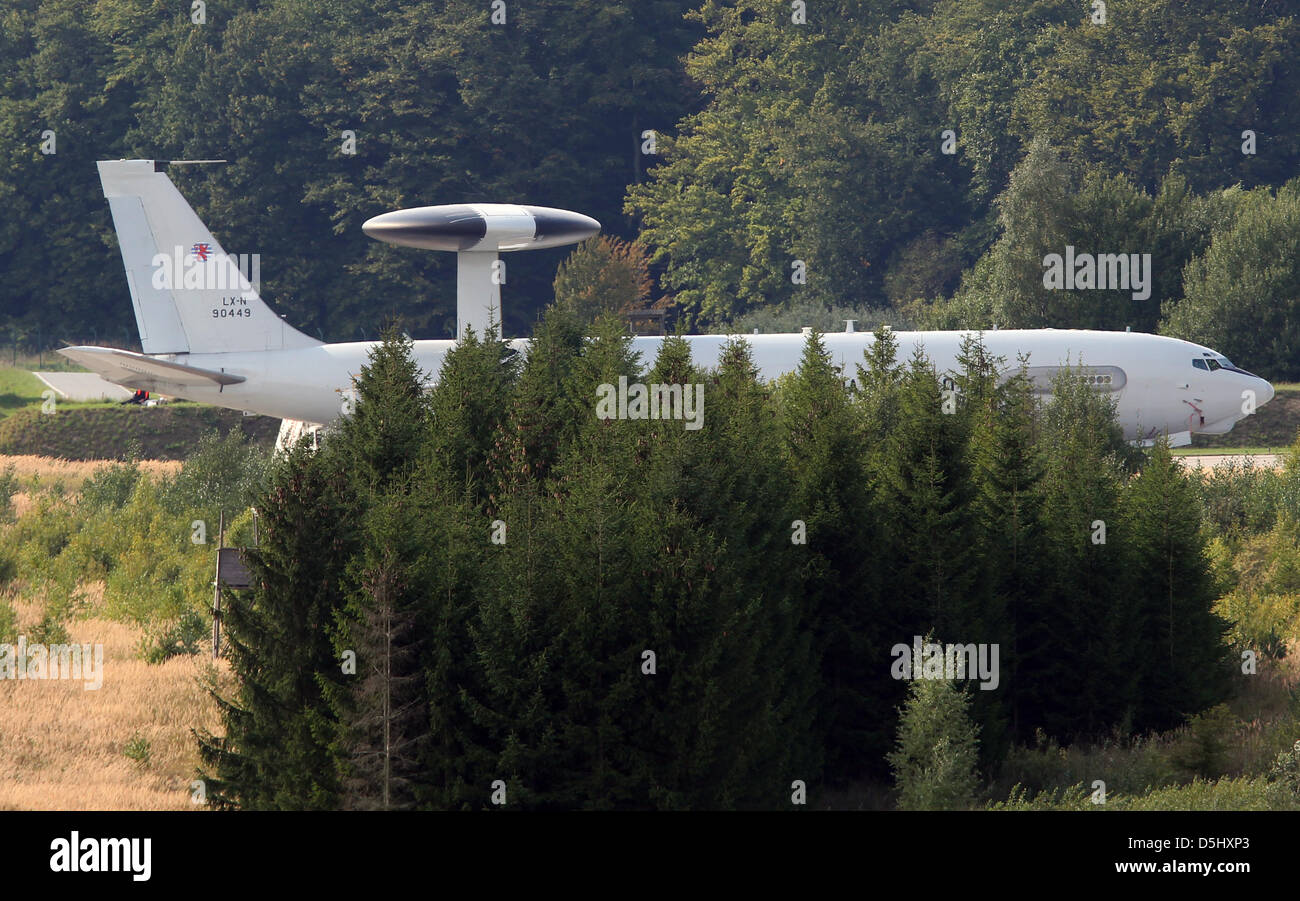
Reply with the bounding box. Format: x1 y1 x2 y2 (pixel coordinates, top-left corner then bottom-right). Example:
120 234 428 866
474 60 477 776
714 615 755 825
328 326 463 810
888 658 982 811
1026 366 1134 740
332 492 429 810
966 360 1045 749
1124 439 1232 731
491 307 585 492
196 440 356 809
680 337 820 800
877 345 976 640
422 319 518 503
330 323 431 494
780 329 882 783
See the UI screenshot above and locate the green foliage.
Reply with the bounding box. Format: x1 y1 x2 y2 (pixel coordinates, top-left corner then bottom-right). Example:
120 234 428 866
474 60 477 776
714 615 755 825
162 429 269 521
994 729 1180 802
1265 740 1300 809
0 597 16 644
1170 704 1237 780
1192 458 1289 537
0 548 15 593
932 144 1237 332
1123 440 1232 730
330 327 445 810
123 733 151 768
91 479 212 630
78 459 142 514
7 492 80 602
1215 591 1300 661
0 0 704 343
5 0 1300 358
0 463 16 521
1116 777 1284 812
0 404 278 461
1018 365 1136 738
780 330 885 781
190 308 1248 808
28 608 70 647
888 666 982 811
552 237 652 329
1163 181 1300 381
197 439 357 810
1011 1 1300 196
423 321 518 501
993 776 1288 811
140 607 206 665
0 434 268 659
990 783 1095 811
333 324 431 492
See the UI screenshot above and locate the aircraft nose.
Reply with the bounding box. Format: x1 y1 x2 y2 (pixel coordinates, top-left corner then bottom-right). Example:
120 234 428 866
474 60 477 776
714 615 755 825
1258 377 1275 408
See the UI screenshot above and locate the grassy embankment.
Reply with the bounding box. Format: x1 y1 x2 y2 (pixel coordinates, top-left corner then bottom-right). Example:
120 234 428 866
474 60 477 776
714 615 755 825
0 363 279 460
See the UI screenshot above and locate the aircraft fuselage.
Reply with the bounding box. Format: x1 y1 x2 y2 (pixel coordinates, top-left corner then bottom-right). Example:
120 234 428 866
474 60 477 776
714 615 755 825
104 328 1273 445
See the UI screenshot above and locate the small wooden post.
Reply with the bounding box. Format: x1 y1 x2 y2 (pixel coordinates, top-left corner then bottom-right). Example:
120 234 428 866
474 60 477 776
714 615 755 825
212 511 224 659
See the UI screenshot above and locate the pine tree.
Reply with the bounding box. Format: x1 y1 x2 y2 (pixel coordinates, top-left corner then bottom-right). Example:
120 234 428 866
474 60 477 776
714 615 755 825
330 323 430 493
888 659 982 811
966 361 1045 750
327 323 444 806
423 319 518 503
1026 366 1134 740
331 492 430 810
461 313 647 808
491 307 584 492
676 337 820 801
780 329 883 784
1124 439 1231 731
877 345 976 639
196 440 356 809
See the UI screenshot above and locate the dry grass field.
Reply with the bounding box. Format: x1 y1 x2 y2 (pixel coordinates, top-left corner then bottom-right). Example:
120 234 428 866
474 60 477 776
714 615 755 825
0 586 229 811
2 454 227 811
1 453 182 487
2 454 182 518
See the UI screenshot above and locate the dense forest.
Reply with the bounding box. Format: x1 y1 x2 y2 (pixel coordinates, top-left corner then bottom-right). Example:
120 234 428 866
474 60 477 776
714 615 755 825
4 323 1298 808
183 323 1237 808
4 0 1300 811
3 1 1300 374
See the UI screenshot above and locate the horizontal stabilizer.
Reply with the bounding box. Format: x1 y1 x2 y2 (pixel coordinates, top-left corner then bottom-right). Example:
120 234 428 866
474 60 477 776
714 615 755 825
57 345 246 391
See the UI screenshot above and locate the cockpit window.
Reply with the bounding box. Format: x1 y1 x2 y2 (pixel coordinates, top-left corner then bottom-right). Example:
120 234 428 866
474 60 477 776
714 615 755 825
1192 359 1208 371
1207 359 1221 371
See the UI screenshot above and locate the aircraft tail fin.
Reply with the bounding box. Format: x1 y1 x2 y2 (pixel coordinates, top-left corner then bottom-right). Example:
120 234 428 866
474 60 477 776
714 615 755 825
97 160 321 355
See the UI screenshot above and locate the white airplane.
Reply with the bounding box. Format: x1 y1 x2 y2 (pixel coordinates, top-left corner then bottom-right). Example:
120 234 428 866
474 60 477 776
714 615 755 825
60 159 1274 448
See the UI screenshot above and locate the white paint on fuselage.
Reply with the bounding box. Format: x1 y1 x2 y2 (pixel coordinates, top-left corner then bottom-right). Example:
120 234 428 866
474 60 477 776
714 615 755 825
146 329 1273 442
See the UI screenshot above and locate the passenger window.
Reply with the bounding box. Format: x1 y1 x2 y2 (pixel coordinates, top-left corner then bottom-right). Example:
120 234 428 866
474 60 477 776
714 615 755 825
1192 359 1208 370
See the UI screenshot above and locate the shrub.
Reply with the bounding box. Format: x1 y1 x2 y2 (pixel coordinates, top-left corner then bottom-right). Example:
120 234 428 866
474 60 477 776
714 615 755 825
78 459 142 514
1215 591 1300 660
1170 704 1236 780
0 597 16 643
140 607 207 664
162 429 269 523
1265 740 1300 808
1117 776 1280 811
123 733 151 768
0 463 17 522
888 672 981 810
